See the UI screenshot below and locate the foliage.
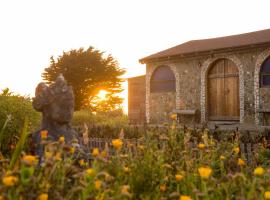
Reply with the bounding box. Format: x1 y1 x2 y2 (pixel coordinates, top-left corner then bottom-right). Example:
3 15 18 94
9 118 29 169
72 110 143 138
2 123 270 199
91 94 124 113
1 87 13 96
41 47 125 110
0 92 40 155
72 109 128 127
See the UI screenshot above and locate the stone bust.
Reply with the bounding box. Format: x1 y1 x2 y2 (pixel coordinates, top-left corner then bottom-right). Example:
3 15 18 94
32 74 79 155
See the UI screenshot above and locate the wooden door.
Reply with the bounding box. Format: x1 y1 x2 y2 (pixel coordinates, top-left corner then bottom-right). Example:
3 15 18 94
208 59 240 121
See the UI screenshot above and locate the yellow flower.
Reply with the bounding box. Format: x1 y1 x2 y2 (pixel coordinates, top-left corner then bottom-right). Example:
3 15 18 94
101 150 107 158
69 147 75 154
179 195 192 200
2 175 18 186
112 139 123 150
86 168 95 176
59 136 65 143
38 193 48 200
121 185 130 194
124 166 130 173
198 143 206 149
175 174 184 181
95 180 102 190
265 191 270 199
79 159 86 167
160 184 166 192
40 130 48 139
237 158 245 166
198 167 212 179
170 114 177 120
92 148 99 157
55 152 62 161
0 195 4 200
22 155 37 166
233 147 240 154
220 155 225 160
253 167 264 176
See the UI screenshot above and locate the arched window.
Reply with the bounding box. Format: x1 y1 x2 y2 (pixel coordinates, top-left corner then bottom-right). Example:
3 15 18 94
150 66 176 93
260 56 270 87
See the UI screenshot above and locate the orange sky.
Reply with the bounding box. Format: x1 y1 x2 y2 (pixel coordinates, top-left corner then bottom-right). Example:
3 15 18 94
0 0 270 113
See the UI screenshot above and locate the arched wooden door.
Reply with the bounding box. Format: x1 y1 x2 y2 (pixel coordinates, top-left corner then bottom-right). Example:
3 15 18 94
207 59 240 121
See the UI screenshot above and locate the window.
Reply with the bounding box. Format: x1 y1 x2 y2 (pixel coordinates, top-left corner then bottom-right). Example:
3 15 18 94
260 56 270 87
150 66 176 93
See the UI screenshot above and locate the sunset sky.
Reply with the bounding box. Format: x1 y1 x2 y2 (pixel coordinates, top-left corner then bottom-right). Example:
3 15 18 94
0 0 270 112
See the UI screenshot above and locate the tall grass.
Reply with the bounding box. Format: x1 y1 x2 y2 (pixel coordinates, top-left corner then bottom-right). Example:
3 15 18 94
9 117 29 169
1 124 270 199
72 110 128 127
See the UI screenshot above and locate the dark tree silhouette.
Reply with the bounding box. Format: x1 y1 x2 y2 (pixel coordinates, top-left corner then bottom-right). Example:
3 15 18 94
42 47 125 111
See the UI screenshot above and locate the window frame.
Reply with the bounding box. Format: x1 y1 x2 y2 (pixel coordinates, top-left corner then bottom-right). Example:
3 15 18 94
150 66 176 93
260 57 270 88
260 73 270 88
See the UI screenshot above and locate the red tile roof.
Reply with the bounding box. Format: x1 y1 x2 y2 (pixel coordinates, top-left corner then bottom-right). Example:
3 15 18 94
140 28 270 63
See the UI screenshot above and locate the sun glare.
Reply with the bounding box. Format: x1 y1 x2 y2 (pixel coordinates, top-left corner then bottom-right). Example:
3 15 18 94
97 90 108 100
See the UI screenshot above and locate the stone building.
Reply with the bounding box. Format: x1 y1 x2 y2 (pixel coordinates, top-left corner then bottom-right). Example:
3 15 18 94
128 75 146 124
137 28 270 126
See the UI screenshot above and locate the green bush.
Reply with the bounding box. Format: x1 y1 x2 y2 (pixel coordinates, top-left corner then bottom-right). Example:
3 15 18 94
72 109 128 127
72 110 145 138
0 95 40 154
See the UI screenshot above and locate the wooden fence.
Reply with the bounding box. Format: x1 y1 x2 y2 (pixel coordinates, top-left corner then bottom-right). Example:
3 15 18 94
86 137 258 166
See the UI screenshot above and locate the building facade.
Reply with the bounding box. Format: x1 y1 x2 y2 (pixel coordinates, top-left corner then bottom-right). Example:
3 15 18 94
128 75 146 124
138 29 270 126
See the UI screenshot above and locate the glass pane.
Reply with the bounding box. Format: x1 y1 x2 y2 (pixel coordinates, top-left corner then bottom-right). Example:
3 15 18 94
151 66 175 81
262 75 270 86
151 81 176 92
261 57 270 73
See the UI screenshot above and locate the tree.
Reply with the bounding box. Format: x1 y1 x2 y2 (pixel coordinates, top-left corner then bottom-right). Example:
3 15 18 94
42 47 126 111
1 88 13 96
91 92 123 113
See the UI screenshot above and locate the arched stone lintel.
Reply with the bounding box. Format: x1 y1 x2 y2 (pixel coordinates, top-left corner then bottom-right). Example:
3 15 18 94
145 64 180 123
200 56 245 123
254 48 270 125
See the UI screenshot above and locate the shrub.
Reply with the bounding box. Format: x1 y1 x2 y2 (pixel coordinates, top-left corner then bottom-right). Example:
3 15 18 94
0 95 40 155
72 110 143 138
72 109 128 127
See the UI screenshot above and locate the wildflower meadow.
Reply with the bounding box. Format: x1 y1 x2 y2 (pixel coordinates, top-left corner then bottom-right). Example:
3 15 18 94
1 122 270 200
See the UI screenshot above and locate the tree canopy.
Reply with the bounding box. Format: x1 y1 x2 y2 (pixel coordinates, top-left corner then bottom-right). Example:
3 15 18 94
42 47 125 111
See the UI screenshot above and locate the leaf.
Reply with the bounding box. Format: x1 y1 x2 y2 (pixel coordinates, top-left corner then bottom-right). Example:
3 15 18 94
9 117 29 169
0 114 12 150
20 165 35 185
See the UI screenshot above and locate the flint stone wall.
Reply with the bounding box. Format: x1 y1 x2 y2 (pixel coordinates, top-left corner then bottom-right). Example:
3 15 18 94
149 92 176 123
146 45 270 125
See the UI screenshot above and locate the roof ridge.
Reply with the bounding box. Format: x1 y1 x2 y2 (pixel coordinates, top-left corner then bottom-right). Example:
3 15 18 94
140 28 270 63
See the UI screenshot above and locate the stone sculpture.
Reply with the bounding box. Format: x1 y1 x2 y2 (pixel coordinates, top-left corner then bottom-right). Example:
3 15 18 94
32 74 79 156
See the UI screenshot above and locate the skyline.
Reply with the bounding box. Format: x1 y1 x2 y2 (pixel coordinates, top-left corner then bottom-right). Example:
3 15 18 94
1 0 270 112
